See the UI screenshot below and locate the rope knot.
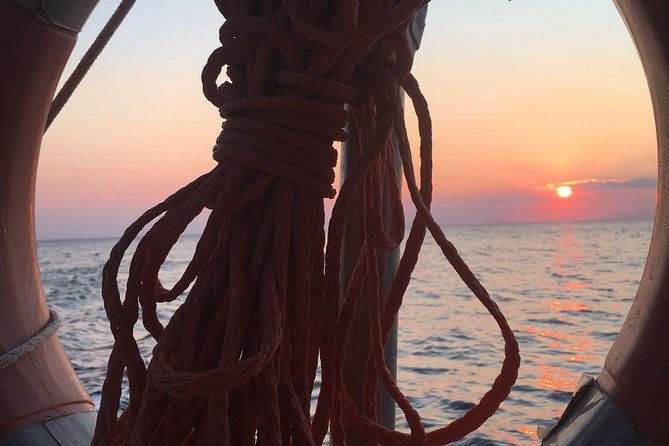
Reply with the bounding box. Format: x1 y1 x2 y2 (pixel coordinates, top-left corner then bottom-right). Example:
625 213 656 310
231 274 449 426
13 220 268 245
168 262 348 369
200 13 362 198
212 93 351 198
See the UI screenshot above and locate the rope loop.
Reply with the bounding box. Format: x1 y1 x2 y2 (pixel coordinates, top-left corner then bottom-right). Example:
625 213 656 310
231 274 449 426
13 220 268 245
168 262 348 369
0 309 61 370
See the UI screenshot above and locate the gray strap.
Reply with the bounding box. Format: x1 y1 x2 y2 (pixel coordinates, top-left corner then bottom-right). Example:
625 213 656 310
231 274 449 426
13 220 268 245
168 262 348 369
408 3 428 52
0 412 96 446
539 376 657 445
0 309 61 370
10 0 100 32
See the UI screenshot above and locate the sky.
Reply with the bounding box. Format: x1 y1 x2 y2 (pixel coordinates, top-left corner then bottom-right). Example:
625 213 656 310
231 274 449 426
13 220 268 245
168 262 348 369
36 1 658 239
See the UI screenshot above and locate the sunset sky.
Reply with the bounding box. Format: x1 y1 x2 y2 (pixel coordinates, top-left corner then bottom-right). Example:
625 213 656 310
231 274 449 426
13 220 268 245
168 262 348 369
37 1 658 239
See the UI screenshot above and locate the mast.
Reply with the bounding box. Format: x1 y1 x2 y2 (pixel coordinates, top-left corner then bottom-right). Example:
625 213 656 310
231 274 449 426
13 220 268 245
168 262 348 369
340 5 428 444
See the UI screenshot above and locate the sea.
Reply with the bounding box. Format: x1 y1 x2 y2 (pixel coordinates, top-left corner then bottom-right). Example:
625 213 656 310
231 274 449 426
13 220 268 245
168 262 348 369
37 218 653 445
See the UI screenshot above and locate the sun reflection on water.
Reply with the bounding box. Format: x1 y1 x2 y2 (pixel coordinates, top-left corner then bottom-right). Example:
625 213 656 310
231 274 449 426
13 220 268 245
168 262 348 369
562 281 586 291
537 364 578 392
518 426 539 442
549 300 589 312
375 222 646 443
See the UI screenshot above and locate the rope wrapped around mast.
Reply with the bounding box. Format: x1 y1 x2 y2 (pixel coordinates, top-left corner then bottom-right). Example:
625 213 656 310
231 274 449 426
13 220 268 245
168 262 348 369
93 1 520 445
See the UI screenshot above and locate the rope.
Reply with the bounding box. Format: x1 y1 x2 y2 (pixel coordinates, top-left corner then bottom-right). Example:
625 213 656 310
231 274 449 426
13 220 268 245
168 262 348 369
0 309 61 371
93 1 521 445
44 0 137 131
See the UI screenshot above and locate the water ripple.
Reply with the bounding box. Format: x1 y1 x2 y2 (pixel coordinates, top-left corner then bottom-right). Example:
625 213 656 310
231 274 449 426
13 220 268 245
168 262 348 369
36 220 652 445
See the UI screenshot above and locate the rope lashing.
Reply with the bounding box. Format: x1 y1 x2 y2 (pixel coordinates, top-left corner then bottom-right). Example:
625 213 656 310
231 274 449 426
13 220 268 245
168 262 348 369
0 309 61 371
212 95 350 198
93 1 521 445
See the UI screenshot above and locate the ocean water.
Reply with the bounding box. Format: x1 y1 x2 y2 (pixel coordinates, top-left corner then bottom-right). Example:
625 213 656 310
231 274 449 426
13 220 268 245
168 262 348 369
38 219 652 445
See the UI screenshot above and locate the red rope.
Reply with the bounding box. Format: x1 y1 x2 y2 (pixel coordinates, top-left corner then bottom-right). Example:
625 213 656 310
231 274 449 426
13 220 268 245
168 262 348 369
93 1 520 445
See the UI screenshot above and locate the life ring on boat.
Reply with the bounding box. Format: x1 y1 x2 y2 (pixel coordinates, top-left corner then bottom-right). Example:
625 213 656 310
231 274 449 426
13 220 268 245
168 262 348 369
0 2 95 444
596 0 669 443
539 1 669 444
1 0 669 445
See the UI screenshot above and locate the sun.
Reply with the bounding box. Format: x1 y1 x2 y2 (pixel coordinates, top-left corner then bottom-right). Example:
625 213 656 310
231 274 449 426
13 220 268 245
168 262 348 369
556 185 573 199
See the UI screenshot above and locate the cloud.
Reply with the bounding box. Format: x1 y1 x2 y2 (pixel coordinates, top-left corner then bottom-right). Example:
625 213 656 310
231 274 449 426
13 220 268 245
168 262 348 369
578 177 657 190
527 177 657 193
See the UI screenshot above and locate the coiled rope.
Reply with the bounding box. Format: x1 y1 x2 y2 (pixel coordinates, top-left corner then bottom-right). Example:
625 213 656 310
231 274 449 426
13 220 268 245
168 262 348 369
93 1 521 445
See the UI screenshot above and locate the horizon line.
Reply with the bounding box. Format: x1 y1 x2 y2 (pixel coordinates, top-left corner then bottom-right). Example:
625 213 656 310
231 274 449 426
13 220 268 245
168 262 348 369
35 215 654 243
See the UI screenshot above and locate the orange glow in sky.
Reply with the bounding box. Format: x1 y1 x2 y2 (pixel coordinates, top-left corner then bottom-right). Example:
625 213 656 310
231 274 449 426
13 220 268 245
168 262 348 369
36 1 658 239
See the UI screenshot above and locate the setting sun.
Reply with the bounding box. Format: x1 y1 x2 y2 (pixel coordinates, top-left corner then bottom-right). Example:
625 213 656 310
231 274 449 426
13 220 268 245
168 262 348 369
556 186 573 199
